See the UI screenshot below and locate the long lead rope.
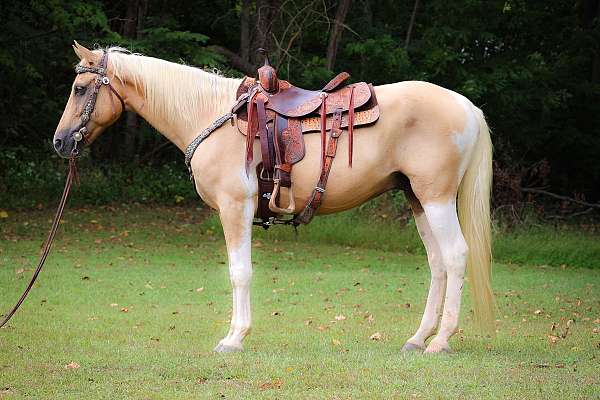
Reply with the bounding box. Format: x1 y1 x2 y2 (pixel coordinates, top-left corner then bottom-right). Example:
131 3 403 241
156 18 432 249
0 158 77 329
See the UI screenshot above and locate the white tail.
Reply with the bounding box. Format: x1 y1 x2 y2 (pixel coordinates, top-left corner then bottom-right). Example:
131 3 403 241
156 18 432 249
457 107 495 333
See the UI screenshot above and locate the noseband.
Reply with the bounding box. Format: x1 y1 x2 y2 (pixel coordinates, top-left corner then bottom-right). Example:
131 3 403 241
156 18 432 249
73 51 125 152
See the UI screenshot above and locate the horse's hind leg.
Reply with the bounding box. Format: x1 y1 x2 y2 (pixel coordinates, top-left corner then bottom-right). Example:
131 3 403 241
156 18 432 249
420 199 468 353
402 191 447 352
213 197 255 353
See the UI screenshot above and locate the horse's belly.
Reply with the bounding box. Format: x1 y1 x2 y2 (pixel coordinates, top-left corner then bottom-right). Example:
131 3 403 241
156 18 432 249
282 128 397 214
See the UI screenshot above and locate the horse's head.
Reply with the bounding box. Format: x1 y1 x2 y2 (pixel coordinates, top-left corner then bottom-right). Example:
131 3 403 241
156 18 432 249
53 41 125 158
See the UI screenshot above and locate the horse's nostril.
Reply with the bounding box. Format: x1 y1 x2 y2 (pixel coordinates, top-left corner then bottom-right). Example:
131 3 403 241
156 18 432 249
54 138 63 151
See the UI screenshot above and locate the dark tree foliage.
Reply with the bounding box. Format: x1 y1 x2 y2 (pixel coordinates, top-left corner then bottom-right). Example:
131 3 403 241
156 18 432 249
1 0 599 202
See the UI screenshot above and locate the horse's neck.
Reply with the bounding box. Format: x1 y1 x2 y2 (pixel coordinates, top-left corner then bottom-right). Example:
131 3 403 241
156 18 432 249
120 63 242 151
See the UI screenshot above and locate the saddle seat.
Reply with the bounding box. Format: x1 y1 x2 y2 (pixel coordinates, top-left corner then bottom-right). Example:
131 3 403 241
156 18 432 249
232 51 380 227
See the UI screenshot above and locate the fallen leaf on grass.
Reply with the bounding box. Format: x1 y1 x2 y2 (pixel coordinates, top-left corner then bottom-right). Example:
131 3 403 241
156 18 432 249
332 339 342 346
369 332 382 341
259 379 283 390
65 362 80 369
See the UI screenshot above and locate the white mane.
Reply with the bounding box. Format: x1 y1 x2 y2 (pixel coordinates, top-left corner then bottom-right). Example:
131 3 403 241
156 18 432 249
103 47 242 130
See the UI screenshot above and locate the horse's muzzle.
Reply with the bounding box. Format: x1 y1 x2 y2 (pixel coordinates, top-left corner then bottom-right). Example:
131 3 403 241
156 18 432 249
53 131 82 158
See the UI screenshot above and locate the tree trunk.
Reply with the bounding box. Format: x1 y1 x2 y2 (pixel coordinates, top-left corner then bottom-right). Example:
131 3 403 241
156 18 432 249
363 0 372 27
326 0 351 71
254 0 280 65
121 0 147 161
123 0 139 38
580 0 600 82
240 0 252 64
208 45 256 76
405 0 420 50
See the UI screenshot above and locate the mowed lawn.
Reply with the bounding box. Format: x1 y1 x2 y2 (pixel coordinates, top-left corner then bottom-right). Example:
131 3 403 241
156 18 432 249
0 205 599 399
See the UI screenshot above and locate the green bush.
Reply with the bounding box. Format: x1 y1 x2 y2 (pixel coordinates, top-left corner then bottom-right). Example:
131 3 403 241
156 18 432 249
0 147 197 209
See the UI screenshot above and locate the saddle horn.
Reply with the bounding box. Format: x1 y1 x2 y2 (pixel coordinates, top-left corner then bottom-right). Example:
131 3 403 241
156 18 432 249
257 48 278 93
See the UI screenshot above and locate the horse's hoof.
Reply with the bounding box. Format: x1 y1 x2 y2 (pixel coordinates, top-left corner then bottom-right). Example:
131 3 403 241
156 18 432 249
213 343 243 353
424 341 451 354
401 342 424 352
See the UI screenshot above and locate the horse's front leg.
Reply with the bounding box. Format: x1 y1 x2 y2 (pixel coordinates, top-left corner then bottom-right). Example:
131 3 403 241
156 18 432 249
213 196 255 353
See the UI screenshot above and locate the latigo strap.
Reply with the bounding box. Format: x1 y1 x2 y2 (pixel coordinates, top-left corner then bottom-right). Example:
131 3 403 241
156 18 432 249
295 107 344 224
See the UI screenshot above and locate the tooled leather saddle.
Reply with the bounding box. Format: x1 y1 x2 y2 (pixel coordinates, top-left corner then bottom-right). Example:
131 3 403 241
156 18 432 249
233 50 380 228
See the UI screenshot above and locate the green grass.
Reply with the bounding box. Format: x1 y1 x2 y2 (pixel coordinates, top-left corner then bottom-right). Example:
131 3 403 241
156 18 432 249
0 205 599 399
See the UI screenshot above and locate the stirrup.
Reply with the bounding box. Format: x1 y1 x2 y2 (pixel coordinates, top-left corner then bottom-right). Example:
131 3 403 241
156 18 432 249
269 179 296 214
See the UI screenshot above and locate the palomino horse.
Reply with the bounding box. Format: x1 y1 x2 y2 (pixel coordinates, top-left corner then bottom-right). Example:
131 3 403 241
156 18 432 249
54 42 494 353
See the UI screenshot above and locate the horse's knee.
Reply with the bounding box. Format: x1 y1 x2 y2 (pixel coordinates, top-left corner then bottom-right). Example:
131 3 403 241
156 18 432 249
229 262 252 287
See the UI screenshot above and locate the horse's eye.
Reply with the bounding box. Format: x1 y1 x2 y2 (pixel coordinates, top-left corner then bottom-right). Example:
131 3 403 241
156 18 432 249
74 85 87 95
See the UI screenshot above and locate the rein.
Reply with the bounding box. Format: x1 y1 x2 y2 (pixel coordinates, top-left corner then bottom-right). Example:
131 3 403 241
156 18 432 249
0 158 78 329
1 50 122 328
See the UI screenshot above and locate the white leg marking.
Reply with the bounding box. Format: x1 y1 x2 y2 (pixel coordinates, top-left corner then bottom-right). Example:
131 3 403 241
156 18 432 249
215 198 254 352
421 200 468 353
404 211 446 351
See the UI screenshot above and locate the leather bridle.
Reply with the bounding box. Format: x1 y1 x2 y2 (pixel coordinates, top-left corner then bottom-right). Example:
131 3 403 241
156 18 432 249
72 50 125 154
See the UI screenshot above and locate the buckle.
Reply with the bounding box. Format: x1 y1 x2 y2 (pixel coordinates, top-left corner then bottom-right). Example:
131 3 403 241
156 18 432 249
259 167 273 181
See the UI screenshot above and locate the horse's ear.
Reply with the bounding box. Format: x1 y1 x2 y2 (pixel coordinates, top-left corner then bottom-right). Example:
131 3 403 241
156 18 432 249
72 40 100 64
